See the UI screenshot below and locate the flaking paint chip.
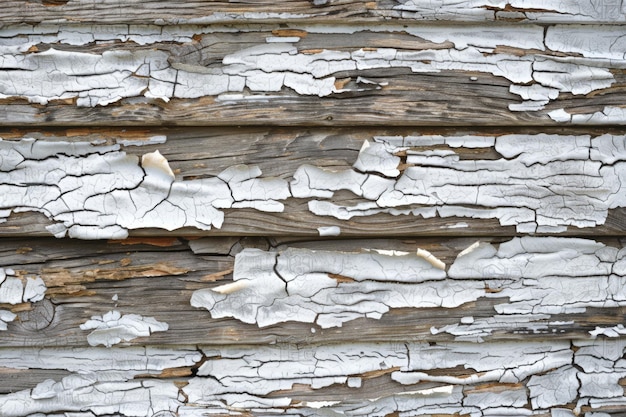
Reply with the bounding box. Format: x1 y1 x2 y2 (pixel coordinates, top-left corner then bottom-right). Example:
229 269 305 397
141 150 175 179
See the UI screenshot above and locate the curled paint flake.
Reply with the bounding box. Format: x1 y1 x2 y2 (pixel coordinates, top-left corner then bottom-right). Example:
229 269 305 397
353 141 401 177
317 226 341 236
142 150 175 179
0 310 17 331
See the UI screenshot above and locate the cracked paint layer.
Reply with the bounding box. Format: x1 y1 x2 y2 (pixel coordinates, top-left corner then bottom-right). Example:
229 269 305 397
80 310 169 347
1 133 625 236
4 341 624 416
299 134 626 233
192 237 626 333
0 24 624 122
179 340 626 415
0 138 288 239
191 246 448 328
0 346 200 417
0 267 46 330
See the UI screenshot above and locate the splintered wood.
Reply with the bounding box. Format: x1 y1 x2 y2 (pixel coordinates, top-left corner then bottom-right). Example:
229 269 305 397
1 2 626 417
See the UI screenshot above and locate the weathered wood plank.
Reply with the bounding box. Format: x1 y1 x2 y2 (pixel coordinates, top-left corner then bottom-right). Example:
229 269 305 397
1 23 625 126
2 340 626 416
3 0 625 24
1 127 625 238
2 236 626 347
4 5 626 417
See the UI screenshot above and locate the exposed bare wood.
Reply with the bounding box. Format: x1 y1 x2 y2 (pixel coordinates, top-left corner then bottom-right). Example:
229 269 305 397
0 128 625 238
3 0 625 24
3 339 626 415
1 23 625 126
2 8 626 417
1 236 626 349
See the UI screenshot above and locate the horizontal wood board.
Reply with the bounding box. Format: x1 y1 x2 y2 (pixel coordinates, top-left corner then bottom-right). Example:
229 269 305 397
1 127 626 238
2 9 626 417
1 22 625 126
3 0 626 24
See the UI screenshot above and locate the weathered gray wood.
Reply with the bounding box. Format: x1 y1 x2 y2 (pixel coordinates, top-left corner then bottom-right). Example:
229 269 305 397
1 127 625 238
3 7 626 417
1 23 625 126
2 236 626 348
4 0 625 24
2 340 626 416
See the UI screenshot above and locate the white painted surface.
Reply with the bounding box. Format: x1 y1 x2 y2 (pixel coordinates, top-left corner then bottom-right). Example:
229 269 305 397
192 237 626 331
80 310 169 347
0 24 623 118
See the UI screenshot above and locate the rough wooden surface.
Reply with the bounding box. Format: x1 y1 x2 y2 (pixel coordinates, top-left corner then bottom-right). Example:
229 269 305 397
4 0 626 24
1 127 626 239
3 7 626 417
1 235 626 349
1 23 625 126
3 240 626 417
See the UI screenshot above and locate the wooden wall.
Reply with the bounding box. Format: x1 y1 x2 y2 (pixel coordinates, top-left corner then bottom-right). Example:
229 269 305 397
1 1 626 416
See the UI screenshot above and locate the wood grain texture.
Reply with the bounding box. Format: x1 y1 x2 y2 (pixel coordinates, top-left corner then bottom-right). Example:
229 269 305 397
3 0 625 24
2 236 626 349
3 9 626 417
1 23 625 126
3 340 626 416
1 127 625 238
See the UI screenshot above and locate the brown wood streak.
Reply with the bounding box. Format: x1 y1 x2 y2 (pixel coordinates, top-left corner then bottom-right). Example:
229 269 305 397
0 85 540 127
0 126 625 238
1 25 624 127
3 77 621 127
0 236 625 348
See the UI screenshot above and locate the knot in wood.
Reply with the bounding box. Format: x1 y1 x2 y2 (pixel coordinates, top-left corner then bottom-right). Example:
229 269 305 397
18 299 55 331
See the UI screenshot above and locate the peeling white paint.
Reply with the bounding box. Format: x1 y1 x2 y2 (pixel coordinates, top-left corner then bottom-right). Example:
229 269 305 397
0 346 201 374
2 340 626 415
141 150 175 179
0 138 288 239
589 324 626 338
393 0 626 22
353 140 401 177
393 340 572 386
0 346 200 417
317 226 341 236
0 268 46 331
549 106 626 124
192 237 626 336
301 134 626 233
80 310 169 347
0 310 17 331
1 133 625 237
416 248 446 270
0 374 180 417
0 24 623 115
192 246 450 328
